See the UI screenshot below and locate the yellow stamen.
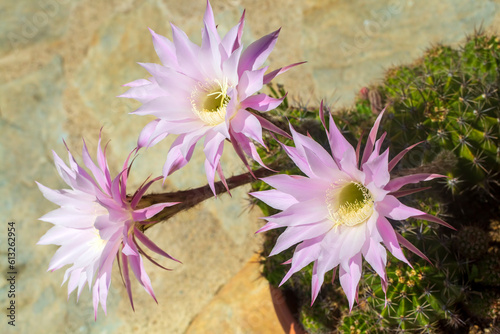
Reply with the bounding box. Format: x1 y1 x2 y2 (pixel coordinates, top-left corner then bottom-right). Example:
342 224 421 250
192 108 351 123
326 181 374 228
90 227 107 250
191 78 231 126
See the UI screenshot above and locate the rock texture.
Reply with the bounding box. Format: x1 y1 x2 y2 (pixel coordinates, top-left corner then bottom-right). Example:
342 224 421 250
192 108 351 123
185 255 283 334
0 0 497 333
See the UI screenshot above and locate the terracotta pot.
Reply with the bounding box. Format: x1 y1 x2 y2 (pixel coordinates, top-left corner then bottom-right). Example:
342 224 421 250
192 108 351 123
270 285 308 334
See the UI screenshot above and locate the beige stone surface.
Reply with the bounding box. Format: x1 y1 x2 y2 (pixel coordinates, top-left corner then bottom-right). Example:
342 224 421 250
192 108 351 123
0 0 497 333
185 254 283 334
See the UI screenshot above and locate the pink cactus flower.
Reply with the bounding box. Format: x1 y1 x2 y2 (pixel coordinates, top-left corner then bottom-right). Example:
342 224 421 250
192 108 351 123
120 0 301 194
37 136 179 319
250 107 454 310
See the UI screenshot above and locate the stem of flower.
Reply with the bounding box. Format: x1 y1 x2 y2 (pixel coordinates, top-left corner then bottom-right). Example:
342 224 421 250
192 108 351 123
136 166 276 232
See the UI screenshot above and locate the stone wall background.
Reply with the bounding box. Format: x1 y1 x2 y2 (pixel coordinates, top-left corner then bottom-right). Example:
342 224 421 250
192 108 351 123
0 0 498 333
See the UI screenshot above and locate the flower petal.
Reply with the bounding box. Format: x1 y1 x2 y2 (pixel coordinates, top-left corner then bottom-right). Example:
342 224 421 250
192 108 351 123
131 95 194 119
270 221 332 256
376 216 409 265
238 67 267 100
238 28 280 75
249 189 299 211
121 251 135 311
148 28 178 68
339 253 362 311
396 232 431 264
202 0 220 44
230 109 264 146
263 61 306 85
134 227 181 263
385 173 445 192
119 78 165 104
377 195 425 220
265 199 329 228
360 109 385 165
280 236 323 286
203 131 226 194
363 149 390 188
327 113 356 167
388 142 423 171
221 11 245 54
362 237 387 281
162 132 201 176
260 174 328 202
240 93 284 112
222 46 243 84
253 114 291 139
170 23 202 78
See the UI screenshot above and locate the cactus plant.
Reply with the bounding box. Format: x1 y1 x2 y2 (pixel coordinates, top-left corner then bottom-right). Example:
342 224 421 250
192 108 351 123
379 30 500 196
338 192 466 333
341 230 463 332
453 225 489 260
255 32 500 334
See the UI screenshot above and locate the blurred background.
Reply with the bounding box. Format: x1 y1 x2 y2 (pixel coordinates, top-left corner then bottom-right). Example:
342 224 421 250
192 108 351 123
0 0 498 333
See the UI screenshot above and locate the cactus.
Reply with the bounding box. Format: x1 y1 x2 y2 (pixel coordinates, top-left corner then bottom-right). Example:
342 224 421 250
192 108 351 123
339 309 388 334
453 225 489 260
466 290 500 330
488 220 500 243
255 32 500 331
474 246 500 287
339 197 465 333
379 30 500 195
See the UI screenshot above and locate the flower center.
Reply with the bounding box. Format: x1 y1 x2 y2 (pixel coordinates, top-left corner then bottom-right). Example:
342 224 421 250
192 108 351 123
326 181 374 228
191 78 230 126
90 227 107 250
